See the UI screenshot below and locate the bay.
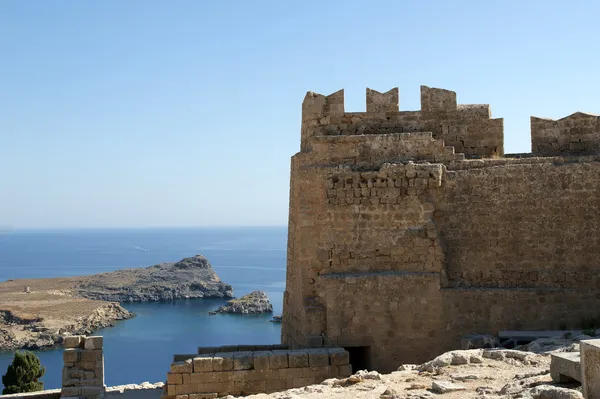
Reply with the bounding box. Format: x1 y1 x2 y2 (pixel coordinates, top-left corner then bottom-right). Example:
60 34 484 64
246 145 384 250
0 226 287 390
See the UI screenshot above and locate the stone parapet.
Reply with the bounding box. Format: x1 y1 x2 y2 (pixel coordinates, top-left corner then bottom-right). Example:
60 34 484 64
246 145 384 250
61 336 105 399
163 348 351 398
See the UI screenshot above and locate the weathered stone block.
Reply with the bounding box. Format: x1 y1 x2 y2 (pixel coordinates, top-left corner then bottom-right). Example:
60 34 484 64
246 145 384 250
167 373 183 385
175 383 198 396
328 348 350 365
81 361 96 370
288 350 309 368
245 369 271 381
193 356 214 372
269 351 289 369
550 351 581 383
64 336 82 348
84 336 103 350
63 348 79 363
278 367 304 380
171 359 193 373
253 351 271 370
190 371 217 384
241 379 266 394
303 366 331 379
582 339 600 399
224 370 247 383
81 349 97 362
81 386 105 396
189 393 218 399
307 349 330 367
61 387 80 396
233 351 253 370
212 353 234 371
62 378 79 387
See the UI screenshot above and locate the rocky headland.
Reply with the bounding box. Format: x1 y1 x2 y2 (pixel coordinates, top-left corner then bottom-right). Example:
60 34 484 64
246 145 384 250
0 255 233 351
209 291 273 315
77 255 233 302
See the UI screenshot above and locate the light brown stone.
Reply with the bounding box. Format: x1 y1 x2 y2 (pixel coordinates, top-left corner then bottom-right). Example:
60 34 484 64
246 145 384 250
193 356 213 372
171 360 193 374
269 351 289 369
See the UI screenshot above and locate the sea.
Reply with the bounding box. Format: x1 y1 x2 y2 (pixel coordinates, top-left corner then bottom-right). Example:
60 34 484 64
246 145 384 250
0 227 287 390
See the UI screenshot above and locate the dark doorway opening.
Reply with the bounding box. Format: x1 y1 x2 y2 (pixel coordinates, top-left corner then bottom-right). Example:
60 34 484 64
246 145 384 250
344 346 372 373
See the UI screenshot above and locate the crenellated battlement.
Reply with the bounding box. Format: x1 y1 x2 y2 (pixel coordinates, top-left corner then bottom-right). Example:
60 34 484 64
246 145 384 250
531 112 600 156
300 85 504 159
284 83 600 374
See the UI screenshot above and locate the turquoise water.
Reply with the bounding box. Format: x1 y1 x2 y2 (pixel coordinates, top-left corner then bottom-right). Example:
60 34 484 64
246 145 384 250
0 227 286 389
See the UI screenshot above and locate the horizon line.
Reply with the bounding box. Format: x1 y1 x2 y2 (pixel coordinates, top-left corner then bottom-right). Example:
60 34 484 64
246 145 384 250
1 225 288 231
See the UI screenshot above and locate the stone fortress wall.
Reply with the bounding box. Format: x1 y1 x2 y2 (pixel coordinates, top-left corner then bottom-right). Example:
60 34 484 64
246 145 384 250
281 85 600 373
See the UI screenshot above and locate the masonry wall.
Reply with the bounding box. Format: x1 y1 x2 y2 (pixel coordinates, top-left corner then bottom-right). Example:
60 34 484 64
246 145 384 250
301 86 504 157
164 348 351 399
283 85 600 374
438 160 600 290
532 113 600 155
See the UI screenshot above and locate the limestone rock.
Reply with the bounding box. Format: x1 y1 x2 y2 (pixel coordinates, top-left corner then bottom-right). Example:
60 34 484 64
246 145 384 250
431 380 466 394
529 386 583 399
418 349 483 372
209 291 273 315
483 349 533 364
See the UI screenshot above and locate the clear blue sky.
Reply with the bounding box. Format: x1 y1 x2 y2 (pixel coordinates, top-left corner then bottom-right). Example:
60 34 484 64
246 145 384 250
2 0 600 229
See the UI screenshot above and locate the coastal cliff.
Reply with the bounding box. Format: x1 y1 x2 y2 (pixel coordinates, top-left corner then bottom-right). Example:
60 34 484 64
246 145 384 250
0 255 233 351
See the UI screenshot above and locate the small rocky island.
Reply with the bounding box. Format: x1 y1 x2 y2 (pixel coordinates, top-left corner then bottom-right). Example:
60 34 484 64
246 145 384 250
209 291 273 315
77 255 233 302
0 255 233 351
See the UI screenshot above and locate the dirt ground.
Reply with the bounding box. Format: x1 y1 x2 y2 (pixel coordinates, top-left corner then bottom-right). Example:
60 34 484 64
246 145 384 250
0 276 130 349
0 276 104 324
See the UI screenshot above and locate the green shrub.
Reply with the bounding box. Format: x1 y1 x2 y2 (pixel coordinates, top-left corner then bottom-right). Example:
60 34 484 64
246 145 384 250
1 351 45 394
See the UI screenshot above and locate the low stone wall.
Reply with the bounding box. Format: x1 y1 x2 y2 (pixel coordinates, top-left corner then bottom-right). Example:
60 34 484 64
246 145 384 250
0 390 61 399
0 385 164 399
165 348 352 398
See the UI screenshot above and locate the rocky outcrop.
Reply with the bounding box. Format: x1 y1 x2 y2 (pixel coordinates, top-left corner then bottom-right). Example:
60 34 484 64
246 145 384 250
76 255 233 302
209 291 273 315
0 254 232 351
0 302 133 351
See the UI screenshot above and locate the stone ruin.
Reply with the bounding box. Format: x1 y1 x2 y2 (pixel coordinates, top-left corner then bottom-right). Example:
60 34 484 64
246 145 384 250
281 85 600 373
